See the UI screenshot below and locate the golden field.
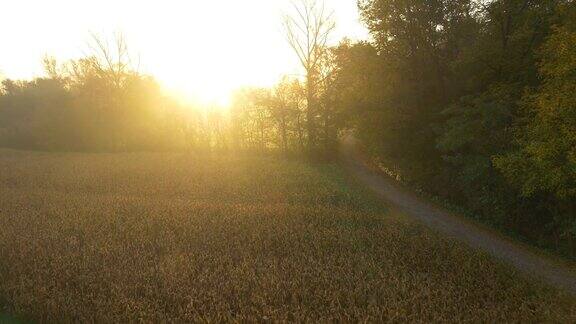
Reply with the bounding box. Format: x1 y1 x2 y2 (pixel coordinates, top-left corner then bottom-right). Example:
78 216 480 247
0 149 574 322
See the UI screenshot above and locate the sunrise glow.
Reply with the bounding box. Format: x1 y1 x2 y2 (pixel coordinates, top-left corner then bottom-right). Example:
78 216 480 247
0 0 367 106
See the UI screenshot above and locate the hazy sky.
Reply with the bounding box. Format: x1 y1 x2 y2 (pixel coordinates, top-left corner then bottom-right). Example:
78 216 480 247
0 0 368 105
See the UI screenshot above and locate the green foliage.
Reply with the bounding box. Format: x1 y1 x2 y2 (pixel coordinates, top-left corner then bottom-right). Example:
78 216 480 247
494 5 576 242
348 0 576 256
496 10 576 200
436 85 519 223
1 0 575 258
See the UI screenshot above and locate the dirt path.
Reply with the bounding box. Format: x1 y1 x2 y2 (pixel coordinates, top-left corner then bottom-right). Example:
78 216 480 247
340 137 576 295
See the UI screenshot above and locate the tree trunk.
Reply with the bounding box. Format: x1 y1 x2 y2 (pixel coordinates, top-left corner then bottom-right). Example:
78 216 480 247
280 114 288 153
306 71 316 149
297 114 304 152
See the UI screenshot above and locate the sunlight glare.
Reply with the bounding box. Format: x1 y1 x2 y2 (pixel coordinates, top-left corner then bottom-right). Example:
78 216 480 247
0 0 368 107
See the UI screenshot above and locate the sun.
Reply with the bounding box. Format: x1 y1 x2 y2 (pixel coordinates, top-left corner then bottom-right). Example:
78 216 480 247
0 0 367 106
118 1 294 109
160 70 235 109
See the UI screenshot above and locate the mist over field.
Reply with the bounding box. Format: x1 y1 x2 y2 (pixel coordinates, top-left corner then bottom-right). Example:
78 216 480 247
1 0 576 321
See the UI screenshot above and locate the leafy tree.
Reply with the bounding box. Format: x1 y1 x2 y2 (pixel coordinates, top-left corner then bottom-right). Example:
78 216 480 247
0 34 203 152
436 85 520 223
357 0 480 182
230 77 307 154
495 5 576 241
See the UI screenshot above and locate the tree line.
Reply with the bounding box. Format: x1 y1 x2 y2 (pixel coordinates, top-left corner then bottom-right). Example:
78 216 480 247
0 1 347 156
0 34 209 152
224 0 576 257
1 0 575 256
348 0 576 257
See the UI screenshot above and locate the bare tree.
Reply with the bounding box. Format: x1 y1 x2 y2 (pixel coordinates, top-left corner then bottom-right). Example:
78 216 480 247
284 0 335 148
86 32 139 89
42 56 59 79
